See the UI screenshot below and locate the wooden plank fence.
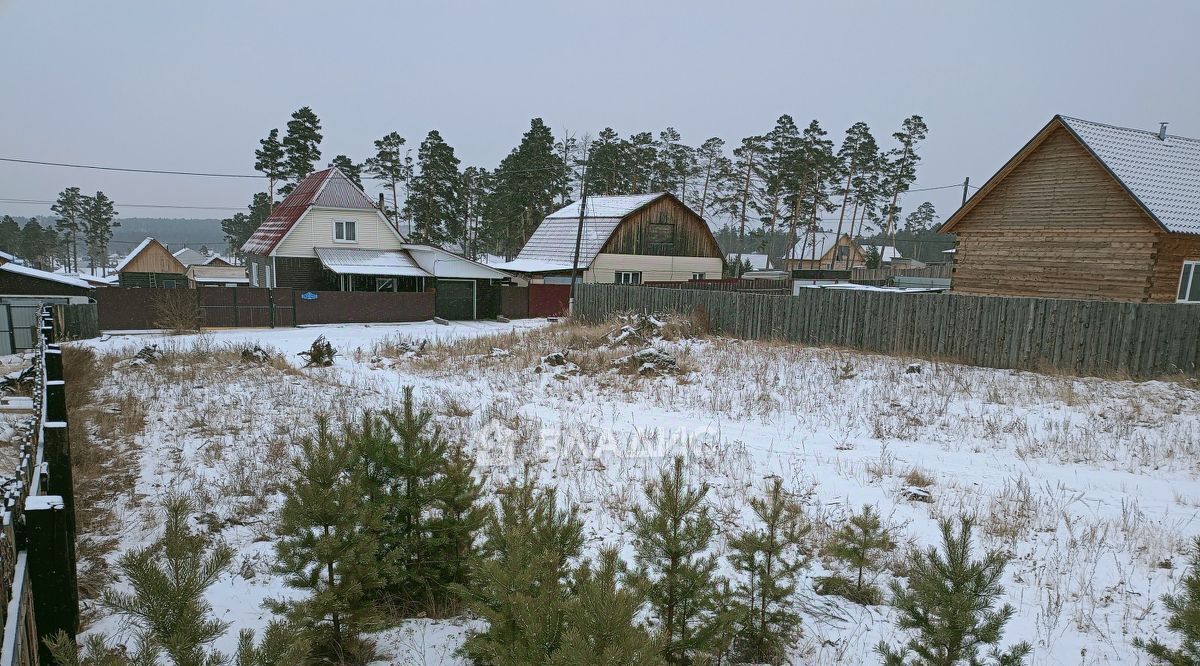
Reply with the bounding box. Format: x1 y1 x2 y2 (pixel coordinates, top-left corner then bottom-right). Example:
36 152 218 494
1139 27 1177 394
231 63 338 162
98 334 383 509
575 284 1200 378
850 264 953 282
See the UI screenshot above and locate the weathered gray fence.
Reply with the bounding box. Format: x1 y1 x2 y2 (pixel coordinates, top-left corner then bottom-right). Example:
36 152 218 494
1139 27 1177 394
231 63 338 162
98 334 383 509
51 303 99 342
851 264 952 282
575 284 1200 378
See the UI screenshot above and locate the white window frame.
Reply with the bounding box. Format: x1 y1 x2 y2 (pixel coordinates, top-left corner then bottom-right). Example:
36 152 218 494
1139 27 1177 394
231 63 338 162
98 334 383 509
250 265 258 287
334 220 358 243
615 271 642 285
264 265 272 288
1178 260 1200 303
691 272 706 280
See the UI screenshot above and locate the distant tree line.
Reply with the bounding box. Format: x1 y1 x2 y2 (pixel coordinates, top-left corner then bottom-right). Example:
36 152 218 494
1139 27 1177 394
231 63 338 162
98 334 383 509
224 108 945 265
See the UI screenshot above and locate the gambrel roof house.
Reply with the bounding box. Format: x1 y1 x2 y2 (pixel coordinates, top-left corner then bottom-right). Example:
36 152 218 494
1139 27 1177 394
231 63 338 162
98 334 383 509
498 192 724 284
942 115 1200 302
241 167 509 319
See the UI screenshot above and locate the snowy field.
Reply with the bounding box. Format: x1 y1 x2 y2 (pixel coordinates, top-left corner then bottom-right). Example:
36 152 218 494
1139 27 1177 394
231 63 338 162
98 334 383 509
72 317 1200 664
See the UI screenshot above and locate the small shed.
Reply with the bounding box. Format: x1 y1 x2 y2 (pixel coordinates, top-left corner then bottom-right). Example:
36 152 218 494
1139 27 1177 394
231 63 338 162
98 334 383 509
116 238 188 288
0 262 93 303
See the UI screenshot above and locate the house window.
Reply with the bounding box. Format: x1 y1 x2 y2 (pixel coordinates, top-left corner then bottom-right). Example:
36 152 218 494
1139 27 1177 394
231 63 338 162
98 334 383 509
835 245 850 261
250 265 258 287
264 266 272 288
692 272 706 280
376 277 396 292
335 220 357 242
615 271 642 285
1178 261 1200 302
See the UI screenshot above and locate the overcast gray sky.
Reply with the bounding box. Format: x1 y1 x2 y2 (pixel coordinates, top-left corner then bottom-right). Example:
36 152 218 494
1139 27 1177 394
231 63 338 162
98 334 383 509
2 0 1197 229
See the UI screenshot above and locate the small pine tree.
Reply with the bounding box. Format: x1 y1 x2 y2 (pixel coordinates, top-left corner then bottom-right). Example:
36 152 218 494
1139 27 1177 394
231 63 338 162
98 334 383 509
46 631 154 665
877 516 1032 666
551 548 663 666
824 505 894 605
631 456 729 665
271 416 383 664
457 476 583 665
101 495 233 666
233 621 311 666
727 477 811 665
426 441 487 613
1134 536 1200 664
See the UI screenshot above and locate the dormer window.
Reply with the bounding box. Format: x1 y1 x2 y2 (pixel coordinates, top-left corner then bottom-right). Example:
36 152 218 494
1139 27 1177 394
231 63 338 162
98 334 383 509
335 220 357 243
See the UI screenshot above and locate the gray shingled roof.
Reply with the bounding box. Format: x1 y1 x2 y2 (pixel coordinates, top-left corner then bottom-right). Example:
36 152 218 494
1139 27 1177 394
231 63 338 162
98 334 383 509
1060 116 1200 234
517 193 668 266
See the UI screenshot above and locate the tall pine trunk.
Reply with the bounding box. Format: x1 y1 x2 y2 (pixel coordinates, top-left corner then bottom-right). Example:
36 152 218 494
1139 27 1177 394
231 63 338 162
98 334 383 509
830 157 856 269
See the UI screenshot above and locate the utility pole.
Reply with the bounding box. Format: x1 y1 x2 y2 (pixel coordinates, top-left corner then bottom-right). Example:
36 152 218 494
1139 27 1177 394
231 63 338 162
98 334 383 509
961 176 971 206
567 150 589 316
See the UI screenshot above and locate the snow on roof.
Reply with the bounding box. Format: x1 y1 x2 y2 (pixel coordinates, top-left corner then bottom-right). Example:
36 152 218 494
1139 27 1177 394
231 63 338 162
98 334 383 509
114 237 157 272
489 258 575 273
545 193 666 220
315 247 430 277
1060 116 1200 234
242 168 388 256
516 216 623 267
402 244 511 280
0 262 92 289
172 247 209 266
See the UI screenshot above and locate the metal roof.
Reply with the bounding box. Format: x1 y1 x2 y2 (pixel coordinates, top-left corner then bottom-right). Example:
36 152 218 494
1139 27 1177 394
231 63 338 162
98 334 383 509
172 247 208 266
1059 116 1200 234
242 168 383 256
516 216 623 266
545 193 666 219
315 247 430 277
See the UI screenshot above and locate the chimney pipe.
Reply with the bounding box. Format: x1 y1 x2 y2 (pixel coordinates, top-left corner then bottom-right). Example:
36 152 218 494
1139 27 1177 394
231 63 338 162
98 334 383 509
1159 122 1169 141
378 193 385 210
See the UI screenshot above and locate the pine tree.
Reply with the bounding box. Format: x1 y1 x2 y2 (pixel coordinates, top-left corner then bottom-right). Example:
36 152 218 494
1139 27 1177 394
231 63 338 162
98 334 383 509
222 192 271 260
903 202 937 232
1134 537 1200 664
328 155 364 190
552 548 663 666
100 495 234 666
831 122 877 269
271 416 383 664
81 191 118 275
587 128 629 195
877 516 1032 666
721 137 764 274
21 218 50 268
631 456 729 665
460 165 491 259
0 215 20 255
754 115 802 261
364 132 410 226
627 131 658 193
51 186 84 272
357 388 449 612
46 631 154 665
281 106 323 194
457 477 584 665
405 130 462 246
822 505 893 605
727 477 810 665
483 118 567 257
692 137 731 220
880 115 929 241
233 621 311 666
652 127 693 201
254 128 287 208
427 441 487 611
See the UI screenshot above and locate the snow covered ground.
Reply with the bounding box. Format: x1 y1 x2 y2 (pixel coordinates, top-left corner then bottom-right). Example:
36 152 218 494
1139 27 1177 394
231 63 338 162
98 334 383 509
72 317 1200 664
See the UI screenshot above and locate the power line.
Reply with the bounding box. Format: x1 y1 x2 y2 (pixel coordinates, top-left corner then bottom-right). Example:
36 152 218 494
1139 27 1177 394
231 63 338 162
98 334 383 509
0 157 262 179
0 198 243 211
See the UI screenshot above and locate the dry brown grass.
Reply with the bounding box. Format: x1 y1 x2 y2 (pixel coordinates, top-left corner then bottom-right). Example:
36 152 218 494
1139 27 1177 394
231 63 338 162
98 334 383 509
63 346 144 619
